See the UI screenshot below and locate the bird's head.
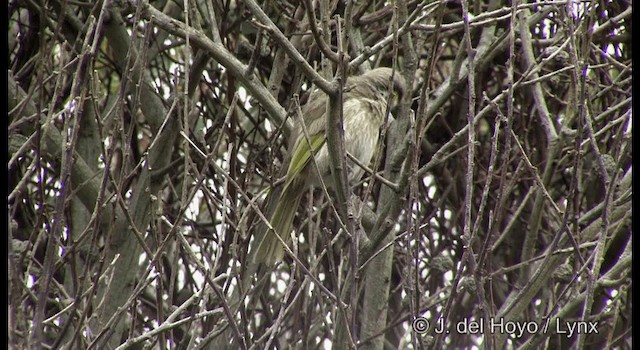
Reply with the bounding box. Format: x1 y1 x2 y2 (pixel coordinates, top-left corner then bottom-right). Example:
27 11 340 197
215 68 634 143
346 67 405 105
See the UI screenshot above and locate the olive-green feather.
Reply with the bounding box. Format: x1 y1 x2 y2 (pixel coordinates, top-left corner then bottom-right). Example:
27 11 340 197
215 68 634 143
253 133 326 265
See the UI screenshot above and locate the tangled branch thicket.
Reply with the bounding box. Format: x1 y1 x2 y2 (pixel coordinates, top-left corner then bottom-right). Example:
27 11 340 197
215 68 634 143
8 0 631 349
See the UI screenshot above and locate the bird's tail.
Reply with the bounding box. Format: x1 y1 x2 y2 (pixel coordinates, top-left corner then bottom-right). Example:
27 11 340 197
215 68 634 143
253 183 304 265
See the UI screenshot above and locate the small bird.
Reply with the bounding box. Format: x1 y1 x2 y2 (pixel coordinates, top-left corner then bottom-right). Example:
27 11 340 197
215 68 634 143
253 67 405 265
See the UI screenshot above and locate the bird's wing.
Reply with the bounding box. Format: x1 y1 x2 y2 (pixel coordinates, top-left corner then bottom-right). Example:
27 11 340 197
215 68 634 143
283 132 325 192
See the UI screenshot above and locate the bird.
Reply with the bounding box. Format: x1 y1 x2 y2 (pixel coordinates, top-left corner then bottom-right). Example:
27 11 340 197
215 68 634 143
253 67 405 265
